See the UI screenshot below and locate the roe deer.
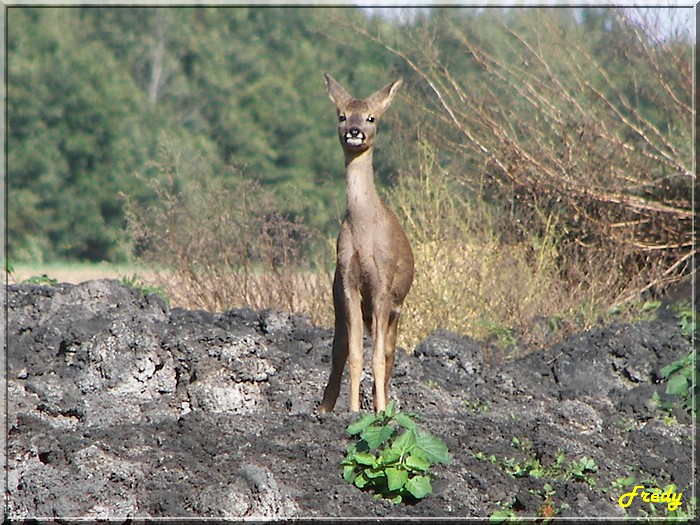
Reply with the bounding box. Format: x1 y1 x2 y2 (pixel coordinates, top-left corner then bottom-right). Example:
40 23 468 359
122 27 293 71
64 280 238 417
318 73 414 413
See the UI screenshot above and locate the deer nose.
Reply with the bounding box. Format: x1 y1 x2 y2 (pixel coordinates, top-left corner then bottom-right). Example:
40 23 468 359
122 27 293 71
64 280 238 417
348 127 363 138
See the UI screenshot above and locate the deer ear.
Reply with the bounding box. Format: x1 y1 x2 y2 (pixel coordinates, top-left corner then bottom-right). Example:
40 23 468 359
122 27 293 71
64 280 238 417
324 73 354 110
367 78 402 117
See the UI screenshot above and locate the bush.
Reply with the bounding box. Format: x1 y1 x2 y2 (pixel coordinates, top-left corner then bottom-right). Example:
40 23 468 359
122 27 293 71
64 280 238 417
342 401 451 503
388 140 612 352
124 139 333 323
359 8 693 352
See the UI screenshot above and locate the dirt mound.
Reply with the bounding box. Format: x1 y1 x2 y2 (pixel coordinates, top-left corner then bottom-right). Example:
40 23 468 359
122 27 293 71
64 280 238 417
5 280 693 519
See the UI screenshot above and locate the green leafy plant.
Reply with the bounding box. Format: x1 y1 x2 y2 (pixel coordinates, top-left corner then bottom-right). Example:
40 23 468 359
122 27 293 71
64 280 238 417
649 302 696 420
567 456 598 487
475 443 598 488
341 401 451 503
22 274 58 285
4 257 15 274
121 274 170 305
612 474 637 491
478 444 599 519
655 350 696 417
671 303 696 339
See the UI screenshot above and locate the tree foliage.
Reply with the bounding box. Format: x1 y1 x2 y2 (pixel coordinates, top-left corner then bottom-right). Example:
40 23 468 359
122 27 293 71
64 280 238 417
7 4 693 312
7 6 394 262
367 7 693 300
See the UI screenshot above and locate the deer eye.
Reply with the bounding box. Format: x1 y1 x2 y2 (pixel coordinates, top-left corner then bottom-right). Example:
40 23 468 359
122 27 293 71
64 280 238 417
338 114 347 122
367 116 375 123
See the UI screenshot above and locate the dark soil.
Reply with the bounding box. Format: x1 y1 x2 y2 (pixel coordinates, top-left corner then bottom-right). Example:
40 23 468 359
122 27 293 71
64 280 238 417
5 280 695 520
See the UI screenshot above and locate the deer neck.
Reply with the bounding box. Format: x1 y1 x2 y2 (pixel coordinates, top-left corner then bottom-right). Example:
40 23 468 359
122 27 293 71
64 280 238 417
344 149 382 219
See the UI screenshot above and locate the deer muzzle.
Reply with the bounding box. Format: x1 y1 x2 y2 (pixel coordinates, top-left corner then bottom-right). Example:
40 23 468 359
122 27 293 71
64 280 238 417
344 128 365 148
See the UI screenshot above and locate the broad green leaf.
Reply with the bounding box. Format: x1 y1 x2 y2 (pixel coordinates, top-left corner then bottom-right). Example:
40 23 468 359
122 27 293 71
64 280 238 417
395 413 418 431
405 475 432 499
413 431 451 464
389 494 403 504
390 429 417 457
617 475 637 488
353 452 377 467
384 400 397 419
666 374 689 396
581 457 597 471
365 467 386 480
405 454 431 472
347 414 379 436
386 467 409 491
679 318 696 336
354 472 369 489
342 444 357 465
343 465 356 483
361 424 395 449
529 467 544 478
660 361 684 378
380 447 402 465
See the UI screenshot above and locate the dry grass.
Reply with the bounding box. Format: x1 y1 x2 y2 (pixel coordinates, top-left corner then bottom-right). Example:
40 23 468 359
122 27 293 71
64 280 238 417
122 130 664 358
125 7 693 357
387 141 620 354
123 141 336 327
158 267 333 326
8 262 156 286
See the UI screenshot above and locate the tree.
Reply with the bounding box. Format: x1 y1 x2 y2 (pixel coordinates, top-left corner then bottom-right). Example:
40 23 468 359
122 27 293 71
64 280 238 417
8 9 151 261
367 6 693 299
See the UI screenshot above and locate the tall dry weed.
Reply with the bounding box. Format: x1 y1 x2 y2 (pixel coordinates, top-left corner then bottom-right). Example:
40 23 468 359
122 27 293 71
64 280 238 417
354 8 694 306
124 140 333 325
388 139 628 353
125 135 634 357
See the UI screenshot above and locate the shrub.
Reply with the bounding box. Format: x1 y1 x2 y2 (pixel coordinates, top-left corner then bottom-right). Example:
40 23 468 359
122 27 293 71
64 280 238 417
124 139 333 323
388 140 612 352
364 8 693 352
342 401 451 503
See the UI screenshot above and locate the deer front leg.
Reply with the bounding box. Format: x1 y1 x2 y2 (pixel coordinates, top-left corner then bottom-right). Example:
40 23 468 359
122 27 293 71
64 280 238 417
371 300 392 412
346 287 364 412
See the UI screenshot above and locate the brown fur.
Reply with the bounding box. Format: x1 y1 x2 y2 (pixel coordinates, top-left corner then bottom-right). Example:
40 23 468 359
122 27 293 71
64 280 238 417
318 74 414 413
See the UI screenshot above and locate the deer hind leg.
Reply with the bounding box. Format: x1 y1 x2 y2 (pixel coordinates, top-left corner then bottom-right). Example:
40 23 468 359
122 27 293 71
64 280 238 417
319 272 350 413
383 309 401 401
318 323 347 413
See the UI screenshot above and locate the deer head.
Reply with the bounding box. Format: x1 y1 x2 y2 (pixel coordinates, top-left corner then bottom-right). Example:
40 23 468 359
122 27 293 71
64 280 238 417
324 73 402 155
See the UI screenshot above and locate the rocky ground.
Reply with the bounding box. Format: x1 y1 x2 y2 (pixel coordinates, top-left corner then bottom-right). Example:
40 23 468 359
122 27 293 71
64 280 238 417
5 279 695 520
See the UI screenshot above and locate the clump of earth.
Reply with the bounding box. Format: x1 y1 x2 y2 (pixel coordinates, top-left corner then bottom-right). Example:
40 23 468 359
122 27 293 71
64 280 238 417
5 279 694 519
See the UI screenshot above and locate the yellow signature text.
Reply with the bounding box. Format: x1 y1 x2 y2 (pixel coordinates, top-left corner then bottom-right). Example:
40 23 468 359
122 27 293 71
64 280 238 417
618 485 682 512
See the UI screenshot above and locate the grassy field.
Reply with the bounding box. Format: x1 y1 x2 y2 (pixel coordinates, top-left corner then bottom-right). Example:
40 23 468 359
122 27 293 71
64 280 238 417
8 262 156 286
7 258 679 362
